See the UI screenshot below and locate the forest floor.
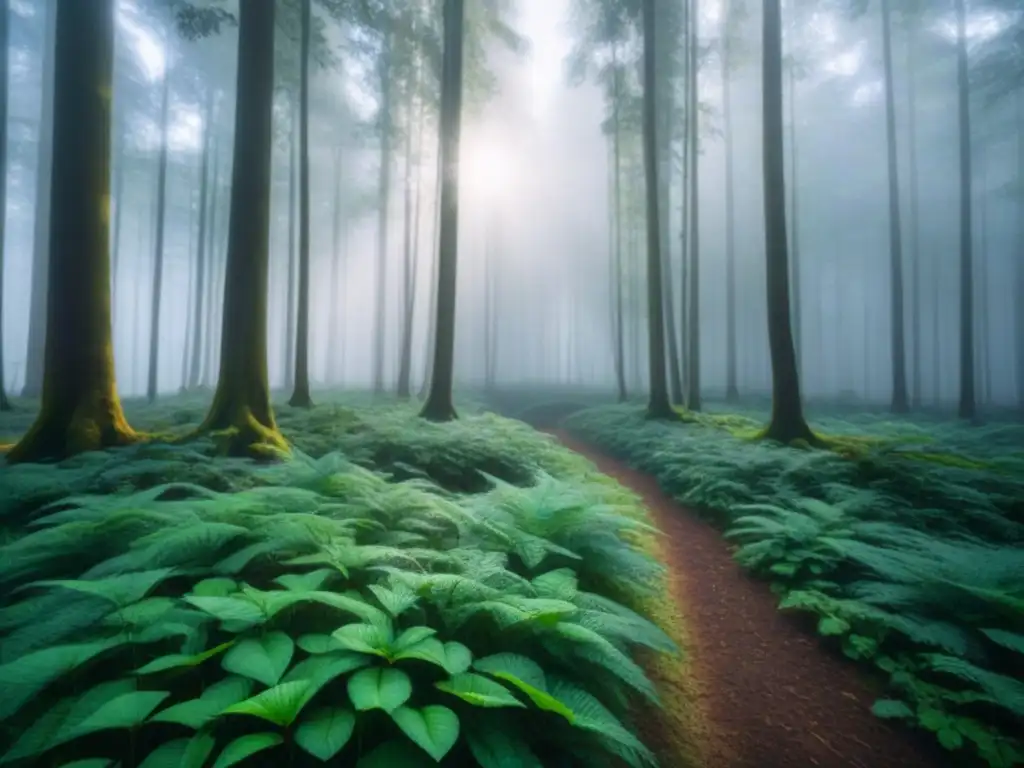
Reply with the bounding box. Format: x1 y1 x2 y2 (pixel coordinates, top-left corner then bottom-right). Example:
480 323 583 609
552 430 945 768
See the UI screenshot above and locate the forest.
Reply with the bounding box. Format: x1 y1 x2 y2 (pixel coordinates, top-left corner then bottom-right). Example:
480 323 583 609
0 0 1022 767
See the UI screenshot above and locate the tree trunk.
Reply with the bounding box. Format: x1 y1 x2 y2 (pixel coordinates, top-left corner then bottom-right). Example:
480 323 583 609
146 66 171 404
180 183 197 391
641 0 674 420
760 0 814 444
7 0 137 462
418 114 443 400
1016 88 1024 412
397 50 421 399
195 0 285 456
110 113 126 316
977 133 991 408
954 0 976 421
204 142 221 388
787 51 802 377
722 0 738 403
611 50 627 402
327 145 344 384
373 34 394 395
288 0 313 408
419 0 465 422
881 0 908 413
907 24 922 407
283 97 298 393
686 0 701 411
0 0 9 411
188 89 214 390
22 0 57 398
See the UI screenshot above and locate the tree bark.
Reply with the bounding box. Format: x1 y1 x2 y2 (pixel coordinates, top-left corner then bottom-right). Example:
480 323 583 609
686 0 701 411
373 32 394 395
787 46 802 377
283 96 298 393
722 0 738 403
289 0 313 408
146 65 171 404
188 89 214 390
327 145 344 384
419 0 465 422
954 0 976 421
7 0 137 462
397 46 421 399
195 0 286 456
881 0 909 413
22 0 57 398
1016 88 1024 412
611 46 627 402
641 0 674 420
0 0 9 411
907 23 922 407
761 0 815 444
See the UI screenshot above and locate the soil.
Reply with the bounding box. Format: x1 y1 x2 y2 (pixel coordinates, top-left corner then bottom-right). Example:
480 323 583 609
551 431 949 768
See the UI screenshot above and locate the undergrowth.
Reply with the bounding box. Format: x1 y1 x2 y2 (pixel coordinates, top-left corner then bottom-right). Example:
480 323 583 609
0 398 679 767
564 403 1024 768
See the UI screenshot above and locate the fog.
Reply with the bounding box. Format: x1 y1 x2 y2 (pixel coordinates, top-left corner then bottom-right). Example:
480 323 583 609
1 0 1022 413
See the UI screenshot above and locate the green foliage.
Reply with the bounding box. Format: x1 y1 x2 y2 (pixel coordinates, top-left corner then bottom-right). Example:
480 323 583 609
0 401 676 767
565 403 1024 766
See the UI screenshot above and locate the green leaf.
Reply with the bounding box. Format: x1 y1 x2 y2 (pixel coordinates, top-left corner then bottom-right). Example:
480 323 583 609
441 642 472 674
297 634 344 654
347 667 412 713
817 616 850 637
295 706 356 761
0 636 125 720
465 720 544 768
283 652 371 689
211 733 284 768
871 699 914 719
368 583 419 616
138 733 217 768
391 705 460 761
980 628 1024 655
473 653 573 723
918 707 948 731
30 568 176 607
54 760 116 768
64 691 170 742
135 640 235 675
221 679 318 727
190 578 238 597
938 727 964 750
184 596 265 628
332 622 392 657
274 569 335 592
392 626 436 653
105 597 178 627
221 632 294 686
356 740 433 768
436 673 526 708
150 676 253 729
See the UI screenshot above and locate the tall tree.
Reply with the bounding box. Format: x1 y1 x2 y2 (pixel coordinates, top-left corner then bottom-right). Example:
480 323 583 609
1016 89 1024 412
22 0 57 398
326 145 344 383
954 0 975 421
419 0 465 422
147 61 172 404
187 88 215 390
8 0 137 462
760 0 814 444
722 0 738 403
373 30 395 395
906 17 922 407
0 0 9 411
880 0 908 412
289 0 313 407
685 0 701 410
396 33 422 400
641 0 674 419
283 98 298 392
195 0 286 456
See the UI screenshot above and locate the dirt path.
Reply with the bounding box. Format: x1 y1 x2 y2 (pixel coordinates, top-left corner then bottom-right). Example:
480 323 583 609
553 431 946 768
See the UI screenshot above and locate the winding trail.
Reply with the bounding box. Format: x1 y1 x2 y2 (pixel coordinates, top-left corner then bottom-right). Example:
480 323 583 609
551 431 946 768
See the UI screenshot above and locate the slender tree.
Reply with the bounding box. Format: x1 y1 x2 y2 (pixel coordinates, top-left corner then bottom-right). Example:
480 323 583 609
147 62 172 404
8 0 138 462
326 145 344 383
187 88 214 390
0 0 9 411
954 0 976 421
722 0 738 403
194 0 286 455
760 0 815 444
283 98 298 392
289 0 313 407
685 0 701 410
420 0 465 422
906 18 922 407
373 31 395 395
641 0 674 419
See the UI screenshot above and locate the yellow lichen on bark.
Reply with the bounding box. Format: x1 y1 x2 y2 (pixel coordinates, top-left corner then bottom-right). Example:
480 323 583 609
193 393 288 460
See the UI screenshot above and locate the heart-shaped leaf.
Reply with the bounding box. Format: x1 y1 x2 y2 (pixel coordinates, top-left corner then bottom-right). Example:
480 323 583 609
211 733 283 768
222 632 294 687
295 706 356 761
221 680 317 727
347 667 411 713
391 705 460 761
151 676 253 729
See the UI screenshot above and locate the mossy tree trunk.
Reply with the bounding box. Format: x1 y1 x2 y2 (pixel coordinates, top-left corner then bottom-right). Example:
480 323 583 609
288 0 313 408
0 0 10 411
419 0 465 423
641 0 675 420
760 0 815 445
195 0 286 457
146 65 171 404
7 0 138 462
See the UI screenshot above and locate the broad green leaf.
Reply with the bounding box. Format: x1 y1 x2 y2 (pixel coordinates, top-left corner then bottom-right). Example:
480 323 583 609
55 760 116 768
368 583 419 617
392 637 447 668
391 705 460 761
356 740 433 768
274 569 335 592
436 673 525 708
472 653 572 720
817 616 850 637
135 640 235 675
938 728 964 750
392 626 436 653
105 597 178 627
465 720 544 768
295 706 356 761
150 676 253 729
138 739 192 768
221 632 294 687
442 642 472 674
182 732 218 768
190 578 238 597
183 596 265 628
297 634 344 654
63 691 170 743
332 623 391 657
347 667 412 713
871 699 914 720
30 568 176 607
283 652 370 689
211 733 284 768
980 628 1024 655
0 636 125 720
221 680 317 727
